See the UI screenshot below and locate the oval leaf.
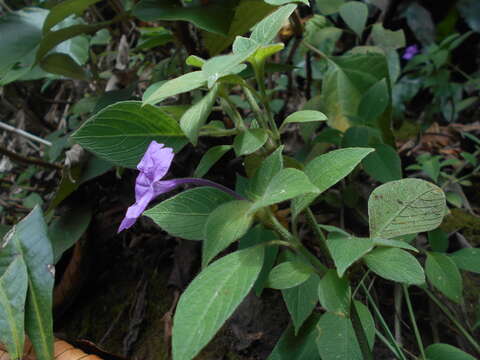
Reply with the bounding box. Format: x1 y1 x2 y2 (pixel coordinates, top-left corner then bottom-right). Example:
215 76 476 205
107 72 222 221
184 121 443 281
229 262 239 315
368 178 446 239
339 1 368 37
280 110 327 131
425 343 477 360
449 248 480 274
327 235 373 277
317 270 351 316
172 246 264 360
363 247 425 285
426 252 463 303
233 128 268 156
145 187 234 241
71 101 187 168
266 261 314 289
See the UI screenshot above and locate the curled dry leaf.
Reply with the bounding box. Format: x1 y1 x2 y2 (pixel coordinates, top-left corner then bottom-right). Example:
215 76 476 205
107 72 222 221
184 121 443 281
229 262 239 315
0 339 103 360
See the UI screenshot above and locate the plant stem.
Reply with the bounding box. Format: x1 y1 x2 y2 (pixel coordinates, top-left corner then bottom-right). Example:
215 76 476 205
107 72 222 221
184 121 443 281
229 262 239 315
305 207 332 261
242 86 269 130
266 210 327 275
424 288 480 354
350 300 374 360
219 96 247 131
402 285 426 359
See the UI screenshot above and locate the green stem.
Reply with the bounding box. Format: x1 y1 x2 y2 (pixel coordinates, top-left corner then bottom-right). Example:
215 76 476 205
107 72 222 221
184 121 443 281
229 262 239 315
361 283 407 360
219 96 247 131
199 128 239 137
266 210 327 275
402 285 426 359
242 86 269 130
305 207 332 261
424 288 480 354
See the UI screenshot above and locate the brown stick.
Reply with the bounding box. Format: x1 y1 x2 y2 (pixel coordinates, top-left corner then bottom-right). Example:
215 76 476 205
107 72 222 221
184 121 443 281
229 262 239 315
0 146 63 170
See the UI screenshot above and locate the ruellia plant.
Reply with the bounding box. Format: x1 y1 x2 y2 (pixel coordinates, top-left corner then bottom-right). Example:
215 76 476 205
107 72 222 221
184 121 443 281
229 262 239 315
1 2 479 360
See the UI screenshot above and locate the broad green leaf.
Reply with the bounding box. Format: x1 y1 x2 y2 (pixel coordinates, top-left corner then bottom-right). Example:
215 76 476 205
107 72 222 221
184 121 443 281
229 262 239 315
203 200 254 267
426 252 463 303
251 168 319 211
449 248 480 274
250 4 297 45
316 0 345 15
317 270 351 316
247 146 283 199
425 343 477 360
145 187 234 241
49 204 92 263
293 148 374 217
172 246 264 360
43 0 102 33
186 55 205 68
316 301 374 360
193 145 232 178
248 43 285 65
372 238 418 252
71 101 187 168
368 178 446 239
0 256 28 360
428 228 449 253
327 235 373 277
238 225 278 296
39 52 88 80
266 261 315 289
133 0 235 35
341 126 382 148
357 79 389 126
282 274 320 334
363 144 402 183
202 49 254 87
267 313 320 360
339 2 368 37
2 207 55 360
280 110 327 131
233 128 269 156
180 85 219 145
143 71 206 105
203 0 275 55
363 248 425 285
371 23 405 51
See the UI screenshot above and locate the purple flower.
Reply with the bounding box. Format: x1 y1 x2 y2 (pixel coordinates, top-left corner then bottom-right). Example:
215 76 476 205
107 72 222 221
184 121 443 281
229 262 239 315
118 141 243 233
402 45 419 60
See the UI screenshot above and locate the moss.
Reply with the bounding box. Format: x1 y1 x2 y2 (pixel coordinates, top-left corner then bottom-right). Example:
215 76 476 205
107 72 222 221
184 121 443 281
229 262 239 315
440 209 480 246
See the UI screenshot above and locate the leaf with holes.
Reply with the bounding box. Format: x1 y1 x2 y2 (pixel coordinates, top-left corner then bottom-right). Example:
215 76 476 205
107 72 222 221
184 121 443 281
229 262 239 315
172 246 264 360
368 179 446 239
71 101 187 168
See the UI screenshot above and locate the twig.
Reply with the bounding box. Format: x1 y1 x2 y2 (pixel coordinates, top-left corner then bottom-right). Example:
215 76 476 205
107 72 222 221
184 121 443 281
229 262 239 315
0 121 52 146
0 146 62 170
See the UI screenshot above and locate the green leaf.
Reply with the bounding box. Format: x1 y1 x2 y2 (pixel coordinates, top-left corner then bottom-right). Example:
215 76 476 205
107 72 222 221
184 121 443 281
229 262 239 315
133 0 235 35
180 85 218 145
250 4 297 45
372 238 418 252
327 235 373 277
203 0 275 55
49 204 92 263
357 79 389 126
368 178 446 239
143 71 206 105
266 261 315 289
247 146 283 198
0 256 28 360
186 55 205 68
425 343 477 360
426 252 463 303
428 228 449 253
172 246 264 360
267 313 320 360
371 23 406 51
363 247 425 285
145 187 234 241
203 200 254 267
202 50 254 87
316 301 374 360
248 43 285 65
251 168 319 211
233 128 269 156
363 144 402 183
449 248 480 274
266 0 308 5
282 274 320 334
293 148 374 217
71 101 187 168
39 52 88 80
193 145 232 178
280 110 327 131
339 1 368 37
318 270 351 316
2 207 55 360
43 0 102 33
316 0 345 14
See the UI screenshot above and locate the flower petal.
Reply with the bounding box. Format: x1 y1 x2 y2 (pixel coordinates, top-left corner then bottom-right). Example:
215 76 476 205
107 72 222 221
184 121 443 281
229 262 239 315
117 188 155 232
137 141 174 182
